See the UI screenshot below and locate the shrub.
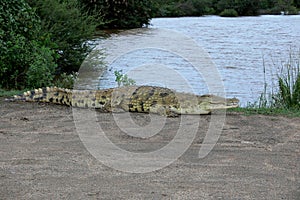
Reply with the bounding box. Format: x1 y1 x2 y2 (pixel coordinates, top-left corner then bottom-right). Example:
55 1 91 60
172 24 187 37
220 9 238 17
0 0 57 89
26 44 57 88
0 0 96 89
27 0 97 73
0 33 30 89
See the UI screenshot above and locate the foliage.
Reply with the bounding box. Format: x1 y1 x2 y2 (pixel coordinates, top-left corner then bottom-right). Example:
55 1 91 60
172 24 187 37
216 0 260 16
114 70 136 87
0 0 57 89
154 0 215 17
153 0 299 17
244 49 300 113
276 51 300 109
273 0 298 13
219 9 238 17
26 44 57 88
155 1 185 17
191 0 215 15
27 0 97 74
1 0 97 90
54 72 79 89
79 0 157 28
259 0 299 14
231 49 300 117
269 5 299 14
259 0 276 9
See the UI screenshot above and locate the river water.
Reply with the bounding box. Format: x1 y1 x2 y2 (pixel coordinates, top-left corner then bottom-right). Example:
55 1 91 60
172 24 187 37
82 15 300 106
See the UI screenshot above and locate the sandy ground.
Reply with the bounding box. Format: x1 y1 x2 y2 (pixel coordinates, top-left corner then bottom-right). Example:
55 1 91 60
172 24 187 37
0 97 299 199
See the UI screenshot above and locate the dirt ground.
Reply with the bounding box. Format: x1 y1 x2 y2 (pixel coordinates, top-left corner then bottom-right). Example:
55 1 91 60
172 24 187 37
0 97 299 199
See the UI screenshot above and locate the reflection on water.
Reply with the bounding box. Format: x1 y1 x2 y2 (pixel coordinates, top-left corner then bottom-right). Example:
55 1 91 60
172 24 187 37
86 15 300 106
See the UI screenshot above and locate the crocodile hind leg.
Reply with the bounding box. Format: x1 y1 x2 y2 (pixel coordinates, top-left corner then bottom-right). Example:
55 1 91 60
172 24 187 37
149 104 179 117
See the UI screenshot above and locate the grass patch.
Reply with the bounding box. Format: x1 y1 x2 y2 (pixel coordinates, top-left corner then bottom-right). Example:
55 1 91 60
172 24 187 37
231 48 300 117
0 89 27 97
276 51 300 109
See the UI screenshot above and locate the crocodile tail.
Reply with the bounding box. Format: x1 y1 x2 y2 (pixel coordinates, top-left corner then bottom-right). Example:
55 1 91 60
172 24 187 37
5 88 47 102
5 87 73 106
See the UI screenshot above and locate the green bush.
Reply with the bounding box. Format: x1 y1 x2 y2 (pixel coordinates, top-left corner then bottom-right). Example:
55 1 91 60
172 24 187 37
0 33 29 89
220 9 238 17
0 0 57 89
27 0 97 73
26 44 57 88
0 0 96 89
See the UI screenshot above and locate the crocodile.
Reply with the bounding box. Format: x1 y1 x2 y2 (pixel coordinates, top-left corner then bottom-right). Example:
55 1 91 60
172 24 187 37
6 86 239 116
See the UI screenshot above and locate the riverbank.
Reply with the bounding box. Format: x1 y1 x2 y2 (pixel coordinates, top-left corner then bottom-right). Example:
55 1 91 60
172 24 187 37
1 98 299 199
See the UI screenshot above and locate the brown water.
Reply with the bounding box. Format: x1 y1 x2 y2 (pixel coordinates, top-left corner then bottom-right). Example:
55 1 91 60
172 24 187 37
81 15 300 106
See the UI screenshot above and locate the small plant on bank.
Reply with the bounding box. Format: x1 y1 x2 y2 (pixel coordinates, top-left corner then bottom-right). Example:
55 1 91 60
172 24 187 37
275 51 300 109
255 49 300 111
232 49 300 116
114 70 136 87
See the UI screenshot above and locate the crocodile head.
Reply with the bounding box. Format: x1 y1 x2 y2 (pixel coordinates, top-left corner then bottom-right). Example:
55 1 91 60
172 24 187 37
200 94 239 110
168 93 239 115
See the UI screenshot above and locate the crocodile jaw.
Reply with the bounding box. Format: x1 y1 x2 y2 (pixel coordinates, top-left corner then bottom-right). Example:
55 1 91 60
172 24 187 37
208 97 239 110
169 97 239 115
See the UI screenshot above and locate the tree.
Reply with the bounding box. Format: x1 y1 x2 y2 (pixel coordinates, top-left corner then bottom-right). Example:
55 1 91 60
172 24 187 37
0 0 57 89
27 0 97 73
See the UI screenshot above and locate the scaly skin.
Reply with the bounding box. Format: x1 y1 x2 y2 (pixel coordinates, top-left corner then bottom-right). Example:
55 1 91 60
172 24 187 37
6 86 239 116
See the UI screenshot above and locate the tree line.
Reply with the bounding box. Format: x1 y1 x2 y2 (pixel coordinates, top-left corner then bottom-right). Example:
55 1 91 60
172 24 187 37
152 0 299 17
